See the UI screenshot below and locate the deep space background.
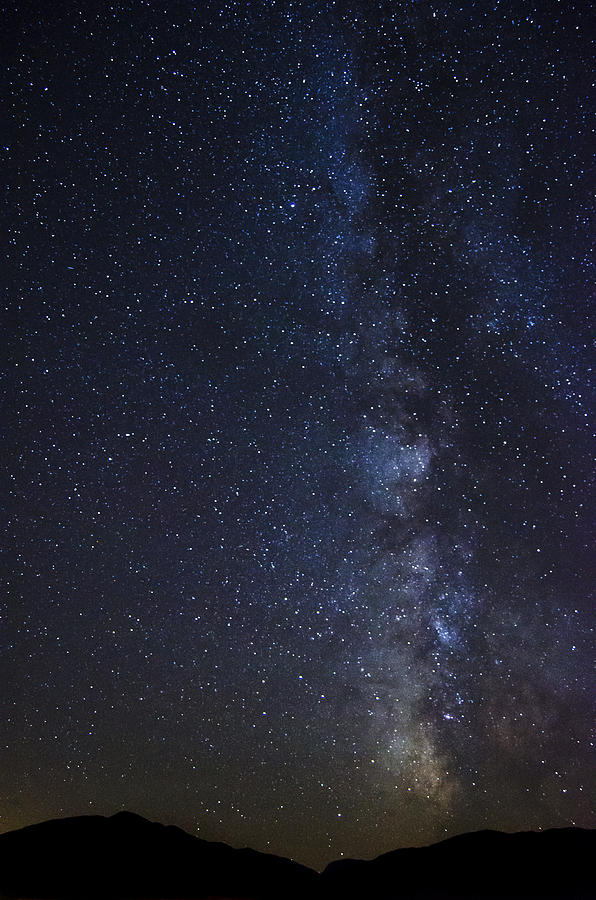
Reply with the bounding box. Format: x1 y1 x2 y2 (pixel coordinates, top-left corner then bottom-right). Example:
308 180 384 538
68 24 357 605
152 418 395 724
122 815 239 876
2 0 594 870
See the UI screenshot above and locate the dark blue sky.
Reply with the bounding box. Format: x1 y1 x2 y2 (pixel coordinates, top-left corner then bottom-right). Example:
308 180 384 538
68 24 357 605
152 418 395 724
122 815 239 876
2 0 593 869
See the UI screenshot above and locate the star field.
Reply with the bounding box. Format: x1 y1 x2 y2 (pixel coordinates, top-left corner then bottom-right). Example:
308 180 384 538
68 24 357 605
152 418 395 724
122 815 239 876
2 0 593 870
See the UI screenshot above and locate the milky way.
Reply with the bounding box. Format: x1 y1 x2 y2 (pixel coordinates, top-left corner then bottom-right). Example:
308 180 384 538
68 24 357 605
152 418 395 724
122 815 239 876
2 0 593 869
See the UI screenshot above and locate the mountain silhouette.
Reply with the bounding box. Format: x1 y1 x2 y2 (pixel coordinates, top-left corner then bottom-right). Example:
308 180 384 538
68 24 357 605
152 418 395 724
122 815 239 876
0 812 592 899
320 826 594 899
0 810 317 899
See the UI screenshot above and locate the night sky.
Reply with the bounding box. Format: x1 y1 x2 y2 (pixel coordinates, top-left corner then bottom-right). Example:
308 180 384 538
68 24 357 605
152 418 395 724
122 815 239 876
2 0 593 871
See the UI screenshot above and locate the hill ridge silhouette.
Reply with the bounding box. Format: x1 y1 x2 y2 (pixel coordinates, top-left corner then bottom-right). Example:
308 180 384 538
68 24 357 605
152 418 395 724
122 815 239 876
0 811 592 899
